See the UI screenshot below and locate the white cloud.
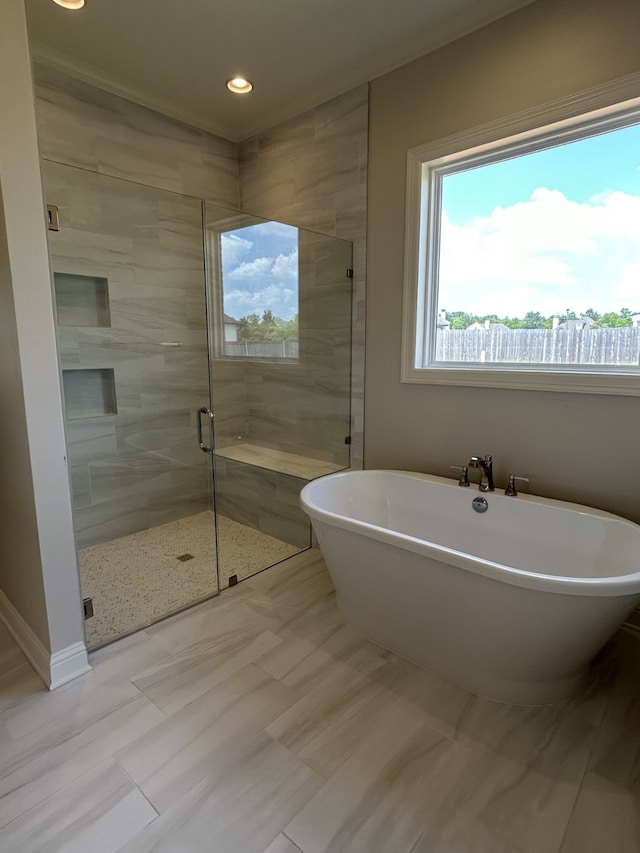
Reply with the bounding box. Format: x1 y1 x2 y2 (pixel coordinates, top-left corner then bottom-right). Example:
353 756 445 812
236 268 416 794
614 262 640 303
440 188 640 316
227 248 298 281
225 284 296 319
272 250 298 279
220 233 253 266
228 256 273 279
592 190 640 243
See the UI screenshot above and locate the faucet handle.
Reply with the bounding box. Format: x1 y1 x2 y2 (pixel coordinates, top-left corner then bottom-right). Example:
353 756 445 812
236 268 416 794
505 473 529 496
450 465 470 487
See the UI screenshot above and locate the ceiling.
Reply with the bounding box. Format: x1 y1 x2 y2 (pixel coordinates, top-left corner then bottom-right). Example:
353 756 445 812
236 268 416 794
25 0 537 142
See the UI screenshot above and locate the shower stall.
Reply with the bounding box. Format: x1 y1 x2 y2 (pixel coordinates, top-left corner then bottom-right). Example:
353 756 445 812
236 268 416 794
43 162 352 649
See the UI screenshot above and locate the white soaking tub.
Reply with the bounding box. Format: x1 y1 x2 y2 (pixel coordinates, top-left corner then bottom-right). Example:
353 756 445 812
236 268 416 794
300 470 640 705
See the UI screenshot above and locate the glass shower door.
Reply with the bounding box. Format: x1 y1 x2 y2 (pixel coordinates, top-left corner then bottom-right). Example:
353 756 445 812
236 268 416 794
204 202 353 588
44 162 219 648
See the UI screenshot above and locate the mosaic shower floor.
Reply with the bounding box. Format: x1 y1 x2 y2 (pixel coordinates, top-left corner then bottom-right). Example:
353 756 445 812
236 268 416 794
79 512 302 648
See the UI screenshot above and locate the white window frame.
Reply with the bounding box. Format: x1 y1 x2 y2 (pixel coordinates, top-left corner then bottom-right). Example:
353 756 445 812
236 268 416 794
401 75 640 396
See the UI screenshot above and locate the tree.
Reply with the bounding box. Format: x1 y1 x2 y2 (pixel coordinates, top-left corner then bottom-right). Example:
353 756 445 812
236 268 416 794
236 313 260 340
440 307 638 330
448 311 477 330
598 311 632 328
522 311 546 329
236 311 299 342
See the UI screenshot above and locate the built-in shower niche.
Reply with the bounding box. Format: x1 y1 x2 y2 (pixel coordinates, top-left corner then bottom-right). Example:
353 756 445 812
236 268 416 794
54 272 111 327
62 368 117 420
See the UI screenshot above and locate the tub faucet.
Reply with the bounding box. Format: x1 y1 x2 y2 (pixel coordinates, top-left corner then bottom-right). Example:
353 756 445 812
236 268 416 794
469 455 494 492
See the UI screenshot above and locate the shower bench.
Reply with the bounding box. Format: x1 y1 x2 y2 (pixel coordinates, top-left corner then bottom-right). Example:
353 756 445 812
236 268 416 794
213 442 345 549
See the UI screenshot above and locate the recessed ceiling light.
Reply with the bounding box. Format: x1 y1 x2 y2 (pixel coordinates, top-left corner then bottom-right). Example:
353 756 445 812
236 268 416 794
52 0 85 8
226 77 253 95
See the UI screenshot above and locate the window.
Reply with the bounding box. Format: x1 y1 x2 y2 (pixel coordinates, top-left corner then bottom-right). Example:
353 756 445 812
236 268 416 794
402 89 640 394
213 217 299 360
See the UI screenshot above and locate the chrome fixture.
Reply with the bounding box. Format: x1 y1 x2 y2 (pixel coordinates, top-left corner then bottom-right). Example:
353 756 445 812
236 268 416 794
449 464 469 486
505 473 530 496
469 454 494 492
196 406 215 453
47 205 60 231
472 496 489 513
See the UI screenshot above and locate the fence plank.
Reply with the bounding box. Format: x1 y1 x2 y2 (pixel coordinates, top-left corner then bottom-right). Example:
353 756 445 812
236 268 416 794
223 341 299 358
436 327 640 366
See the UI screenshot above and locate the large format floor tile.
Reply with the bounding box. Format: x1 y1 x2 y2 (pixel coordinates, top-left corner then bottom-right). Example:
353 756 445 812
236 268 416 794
0 761 157 853
0 678 164 829
225 548 336 614
0 549 639 852
119 733 323 853
118 664 298 812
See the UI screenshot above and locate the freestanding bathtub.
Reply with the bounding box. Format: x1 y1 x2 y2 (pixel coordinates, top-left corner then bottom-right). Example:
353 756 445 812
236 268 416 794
300 470 640 705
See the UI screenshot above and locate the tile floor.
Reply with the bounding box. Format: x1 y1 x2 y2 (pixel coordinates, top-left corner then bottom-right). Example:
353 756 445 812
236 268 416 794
80 512 301 648
0 549 639 852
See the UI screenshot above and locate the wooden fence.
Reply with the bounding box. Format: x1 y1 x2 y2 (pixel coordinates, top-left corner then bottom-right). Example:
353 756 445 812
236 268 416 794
435 326 640 366
223 341 299 358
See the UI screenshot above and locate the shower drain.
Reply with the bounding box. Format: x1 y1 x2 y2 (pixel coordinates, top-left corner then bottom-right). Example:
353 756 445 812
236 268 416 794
177 553 194 562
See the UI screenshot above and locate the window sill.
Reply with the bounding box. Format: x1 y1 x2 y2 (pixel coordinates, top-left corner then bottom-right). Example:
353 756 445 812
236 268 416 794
401 363 640 396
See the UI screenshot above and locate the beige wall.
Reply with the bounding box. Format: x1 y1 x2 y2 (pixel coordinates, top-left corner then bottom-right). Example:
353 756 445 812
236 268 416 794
0 0 85 657
0 186 51 650
366 0 640 521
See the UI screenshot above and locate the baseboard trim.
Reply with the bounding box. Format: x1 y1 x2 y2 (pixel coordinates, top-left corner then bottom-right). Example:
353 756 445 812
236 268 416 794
0 588 90 689
49 642 92 689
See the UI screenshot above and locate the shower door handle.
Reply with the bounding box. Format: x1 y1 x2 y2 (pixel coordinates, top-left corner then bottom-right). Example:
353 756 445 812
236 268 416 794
196 406 215 453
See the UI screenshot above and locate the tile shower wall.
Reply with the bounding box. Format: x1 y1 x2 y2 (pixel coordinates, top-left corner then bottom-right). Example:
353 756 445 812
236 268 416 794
33 64 239 206
213 456 311 550
33 64 245 475
240 229 352 464
33 64 367 470
239 85 368 469
210 359 248 447
212 226 352 465
211 227 351 554
44 162 212 547
210 227 352 554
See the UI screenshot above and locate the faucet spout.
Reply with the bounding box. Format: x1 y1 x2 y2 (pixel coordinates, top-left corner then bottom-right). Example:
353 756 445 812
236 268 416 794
469 455 494 492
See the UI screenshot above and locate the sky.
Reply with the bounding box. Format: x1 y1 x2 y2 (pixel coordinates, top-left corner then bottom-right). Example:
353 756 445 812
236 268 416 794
438 121 640 318
220 220 298 321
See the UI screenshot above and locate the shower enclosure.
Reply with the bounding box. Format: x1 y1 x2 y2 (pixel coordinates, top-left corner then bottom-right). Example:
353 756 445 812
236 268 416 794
43 162 352 649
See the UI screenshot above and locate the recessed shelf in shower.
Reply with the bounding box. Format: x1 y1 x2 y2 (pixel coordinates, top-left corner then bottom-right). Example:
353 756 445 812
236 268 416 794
62 368 117 420
54 272 111 327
